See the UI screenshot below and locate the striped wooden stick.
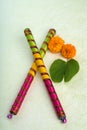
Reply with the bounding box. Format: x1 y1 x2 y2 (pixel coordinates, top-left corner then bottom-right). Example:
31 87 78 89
7 29 56 119
24 28 67 123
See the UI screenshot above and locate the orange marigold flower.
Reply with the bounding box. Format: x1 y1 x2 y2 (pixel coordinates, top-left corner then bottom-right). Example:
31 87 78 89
48 36 65 53
61 44 76 59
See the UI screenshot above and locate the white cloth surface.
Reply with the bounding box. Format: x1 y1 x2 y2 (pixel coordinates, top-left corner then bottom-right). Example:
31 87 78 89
0 0 87 130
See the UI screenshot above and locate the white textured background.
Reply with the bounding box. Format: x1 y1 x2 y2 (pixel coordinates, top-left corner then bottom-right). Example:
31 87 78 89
0 0 87 130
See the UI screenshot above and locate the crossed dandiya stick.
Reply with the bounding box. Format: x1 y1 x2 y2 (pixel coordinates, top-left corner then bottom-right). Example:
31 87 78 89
7 28 67 123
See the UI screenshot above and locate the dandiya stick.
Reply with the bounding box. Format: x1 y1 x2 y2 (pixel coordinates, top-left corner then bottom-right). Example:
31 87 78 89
24 28 67 123
7 29 56 119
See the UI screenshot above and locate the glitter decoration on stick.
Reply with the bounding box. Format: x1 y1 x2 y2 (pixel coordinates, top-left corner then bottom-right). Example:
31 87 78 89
7 29 56 119
24 28 67 123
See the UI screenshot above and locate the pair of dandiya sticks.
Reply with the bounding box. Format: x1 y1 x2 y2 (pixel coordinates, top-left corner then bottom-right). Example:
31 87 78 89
7 28 67 123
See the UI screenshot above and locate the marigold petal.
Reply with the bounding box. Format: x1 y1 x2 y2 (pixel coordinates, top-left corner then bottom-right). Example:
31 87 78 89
61 44 76 59
48 36 65 53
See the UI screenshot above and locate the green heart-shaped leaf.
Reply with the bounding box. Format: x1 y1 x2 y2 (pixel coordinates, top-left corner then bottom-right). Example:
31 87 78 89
49 59 66 82
64 59 80 82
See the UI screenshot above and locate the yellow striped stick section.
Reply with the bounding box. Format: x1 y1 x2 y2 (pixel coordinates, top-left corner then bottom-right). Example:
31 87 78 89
24 28 56 77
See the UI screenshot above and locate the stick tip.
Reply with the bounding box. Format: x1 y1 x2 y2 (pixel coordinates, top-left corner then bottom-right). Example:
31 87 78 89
24 28 31 36
61 117 67 123
62 118 67 123
49 28 56 33
7 113 13 119
60 116 67 123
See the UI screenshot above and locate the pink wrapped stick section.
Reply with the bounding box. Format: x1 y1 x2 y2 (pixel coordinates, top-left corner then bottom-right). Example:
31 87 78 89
44 79 67 123
7 73 33 119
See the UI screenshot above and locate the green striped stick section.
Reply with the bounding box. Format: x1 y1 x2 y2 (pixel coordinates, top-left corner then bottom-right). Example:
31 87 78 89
25 28 56 77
